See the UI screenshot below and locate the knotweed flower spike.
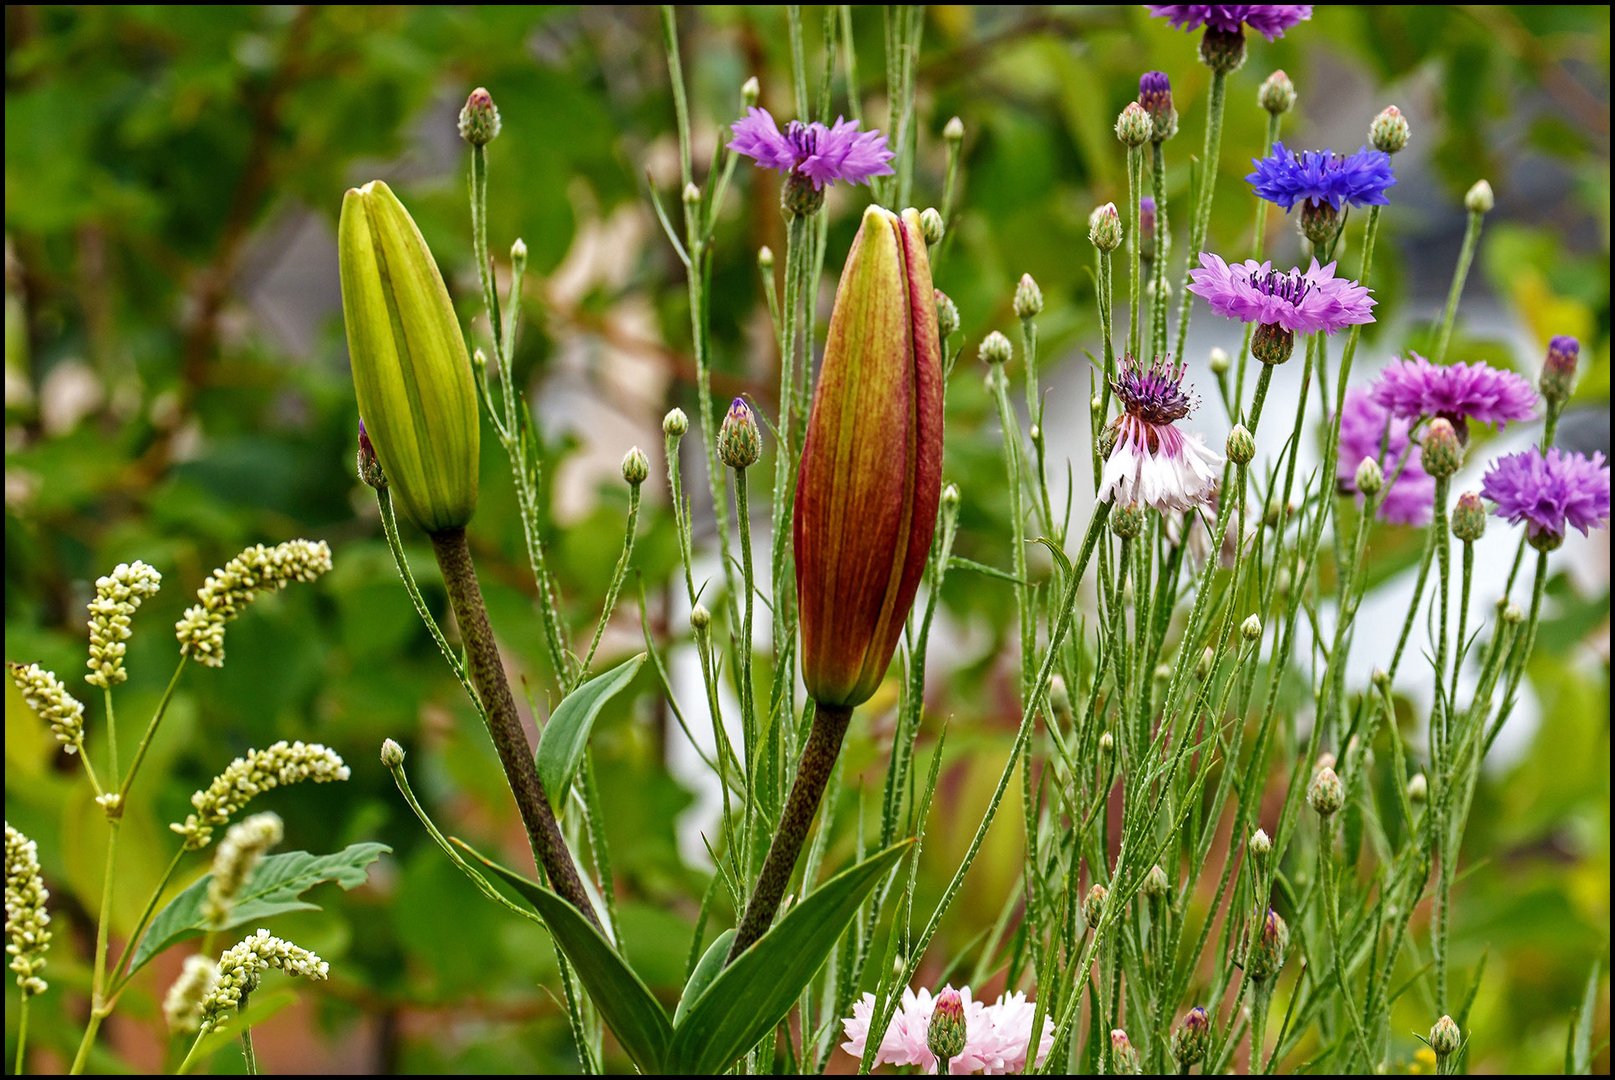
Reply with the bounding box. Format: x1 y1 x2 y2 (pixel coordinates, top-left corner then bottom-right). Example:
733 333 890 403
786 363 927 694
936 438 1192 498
1099 354 1223 514
172 740 350 850
8 662 87 756
841 985 1054 1074
1480 447 1610 551
5 822 51 996
1371 354 1537 440
728 107 893 216
199 929 329 1032
203 812 284 929
85 560 162 688
1335 389 1436 525
163 955 219 1034
174 539 333 667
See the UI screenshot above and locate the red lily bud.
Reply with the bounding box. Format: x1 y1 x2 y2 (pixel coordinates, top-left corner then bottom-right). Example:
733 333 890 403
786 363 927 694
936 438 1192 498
793 206 943 709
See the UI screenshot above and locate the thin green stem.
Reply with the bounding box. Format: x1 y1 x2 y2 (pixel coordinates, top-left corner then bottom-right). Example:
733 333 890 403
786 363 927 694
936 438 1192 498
1127 143 1145 361
1174 68 1227 364
15 996 29 1074
239 993 259 1075
733 468 759 779
1433 210 1484 365
69 820 120 1074
108 847 185 995
117 657 188 800
580 484 642 678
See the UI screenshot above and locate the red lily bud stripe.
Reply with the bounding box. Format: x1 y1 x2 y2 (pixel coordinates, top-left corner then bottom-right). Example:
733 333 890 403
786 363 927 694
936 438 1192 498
794 206 943 709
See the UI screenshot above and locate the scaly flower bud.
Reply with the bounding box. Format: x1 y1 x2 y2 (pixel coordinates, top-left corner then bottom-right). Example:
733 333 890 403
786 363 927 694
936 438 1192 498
1116 102 1153 148
1250 828 1272 858
1111 502 1146 539
621 446 651 487
380 738 406 769
1089 203 1123 253
1197 646 1216 679
203 813 283 929
919 207 945 246
1200 27 1247 74
1138 71 1177 141
1370 105 1410 154
1099 731 1115 755
85 560 163 688
1464 180 1494 214
5 823 51 996
1420 418 1462 478
1452 491 1486 542
663 407 689 440
690 603 711 633
164 955 219 1034
718 398 762 470
1407 772 1428 805
978 331 1013 367
1252 321 1296 366
927 986 967 1065
1540 335 1579 406
1300 200 1340 246
174 540 333 667
1259 70 1296 115
1227 424 1256 465
1308 765 1345 816
1430 1015 1461 1058
935 290 960 339
1355 456 1384 497
356 421 387 490
200 929 329 1032
1209 346 1232 375
1083 884 1108 929
741 76 760 108
1110 1030 1141 1074
796 208 942 709
1241 614 1263 641
1245 907 1289 980
458 87 500 146
172 741 350 850
1014 273 1044 319
1173 1007 1211 1067
943 116 965 143
8 662 87 756
1144 864 1171 899
341 181 480 533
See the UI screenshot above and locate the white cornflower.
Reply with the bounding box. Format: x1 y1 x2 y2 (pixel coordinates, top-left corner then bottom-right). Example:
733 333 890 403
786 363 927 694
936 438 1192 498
171 741 349 850
199 929 329 1032
164 954 219 1034
8 662 87 755
174 539 333 667
203 813 284 929
5 822 52 996
1099 355 1222 514
85 560 162 688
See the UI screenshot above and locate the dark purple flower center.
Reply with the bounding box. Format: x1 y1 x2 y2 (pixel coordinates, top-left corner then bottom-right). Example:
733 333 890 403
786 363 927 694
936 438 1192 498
785 121 819 166
1113 355 1194 424
1245 268 1313 306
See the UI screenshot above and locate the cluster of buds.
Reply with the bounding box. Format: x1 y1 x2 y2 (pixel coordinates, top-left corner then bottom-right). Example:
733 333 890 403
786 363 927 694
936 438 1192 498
8 662 87 756
85 561 163 688
199 929 329 1032
164 955 220 1034
172 741 350 850
5 823 51 996
203 813 284 929
174 540 333 668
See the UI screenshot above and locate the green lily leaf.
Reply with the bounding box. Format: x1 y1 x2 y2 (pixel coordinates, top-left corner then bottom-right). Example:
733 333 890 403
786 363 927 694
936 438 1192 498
535 652 645 815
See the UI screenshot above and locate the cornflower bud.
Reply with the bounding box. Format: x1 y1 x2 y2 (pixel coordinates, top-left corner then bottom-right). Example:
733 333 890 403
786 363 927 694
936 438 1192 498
5 823 51 996
941 483 961 510
1200 27 1247 74
621 446 651 487
1452 491 1486 542
1465 180 1494 214
1430 1015 1461 1059
1099 731 1115 755
718 398 762 470
510 237 527 271
1138 71 1178 142
741 76 760 107
1116 102 1153 147
1370 105 1410 154
1014 273 1044 319
919 207 945 246
1089 203 1123 253
380 738 406 769
1355 456 1384 497
1209 346 1231 375
927 987 967 1066
943 116 965 143
341 180 479 533
1372 667 1391 692
1259 70 1295 115
357 421 387 490
1083 884 1108 929
1250 828 1272 859
203 813 283 929
1111 502 1146 539
758 245 775 272
1227 424 1256 465
1241 614 1263 641
1420 418 1462 478
1308 765 1345 816
8 662 87 756
1540 335 1579 406
690 603 711 633
172 741 350 850
1173 1006 1211 1066
1252 321 1295 366
174 540 333 668
978 331 1013 367
1245 907 1289 980
458 87 500 146
1143 864 1171 899
1110 1029 1141 1074
1300 200 1340 246
935 290 960 339
1197 646 1216 679
663 407 689 439
1407 772 1428 805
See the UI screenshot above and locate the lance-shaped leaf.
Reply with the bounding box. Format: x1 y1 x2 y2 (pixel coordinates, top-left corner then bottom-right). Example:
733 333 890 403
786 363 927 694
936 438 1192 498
794 206 943 708
534 652 645 816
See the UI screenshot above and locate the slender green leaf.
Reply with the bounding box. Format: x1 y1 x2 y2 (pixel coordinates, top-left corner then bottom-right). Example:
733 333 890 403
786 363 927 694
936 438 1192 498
1567 960 1601 1074
675 928 734 1026
947 556 1025 585
456 838 671 1073
129 843 389 974
668 840 912 1074
535 652 645 814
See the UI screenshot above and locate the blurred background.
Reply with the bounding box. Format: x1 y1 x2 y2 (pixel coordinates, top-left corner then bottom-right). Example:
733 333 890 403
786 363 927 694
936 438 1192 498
5 6 1608 1074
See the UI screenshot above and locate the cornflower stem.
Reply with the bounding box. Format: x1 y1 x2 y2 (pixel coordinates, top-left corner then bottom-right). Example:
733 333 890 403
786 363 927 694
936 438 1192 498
1317 816 1376 1068
1246 363 1275 431
117 657 189 800
1095 248 1117 488
1174 68 1227 363
732 467 759 785
990 362 1034 696
1430 478 1454 1000
727 702 854 960
69 819 121 1074
428 527 599 927
1248 981 1272 1074
1150 141 1170 357
1449 541 1474 717
1127 143 1145 361
1233 112 1283 417
580 482 642 677
1432 208 1484 365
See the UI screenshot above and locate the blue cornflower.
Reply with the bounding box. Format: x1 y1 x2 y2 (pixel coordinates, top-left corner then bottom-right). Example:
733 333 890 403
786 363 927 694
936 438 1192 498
1246 141 1396 212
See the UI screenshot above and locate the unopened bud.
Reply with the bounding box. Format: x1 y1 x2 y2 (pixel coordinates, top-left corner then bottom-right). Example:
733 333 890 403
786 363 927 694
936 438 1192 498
458 87 501 146
1430 1015 1461 1058
1116 102 1153 147
1503 602 1523 625
918 207 945 246
1173 1007 1211 1067
1420 418 1462 478
380 738 405 769
682 182 701 207
1200 27 1248 74
1099 731 1115 755
1452 491 1486 542
1083 884 1108 928
1197 646 1215 679
1464 179 1494 214
741 76 761 107
1370 105 1410 154
1259 70 1296 115
1110 1030 1141 1074
942 483 961 510
1372 667 1391 692
1111 502 1146 539
357 421 387 490
1227 424 1256 465
927 987 967 1064
935 290 960 338
510 238 527 271
690 603 711 632
978 331 1013 367
1253 321 1295 366
621 446 650 487
1250 828 1272 858
1138 71 1178 142
1144 864 1170 898
1241 614 1262 641
943 116 965 143
1355 456 1384 497
1541 335 1579 405
1014 273 1044 319
663 407 689 440
1407 772 1428 804
1245 907 1289 980
1300 200 1339 246
1209 347 1231 375
1049 674 1073 720
758 245 775 272
1089 203 1123 253
718 398 762 469
1308 765 1345 816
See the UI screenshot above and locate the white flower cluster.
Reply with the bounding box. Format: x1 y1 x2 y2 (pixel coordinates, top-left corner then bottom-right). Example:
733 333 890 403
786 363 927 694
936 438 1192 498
163 954 219 1034
203 812 284 928
199 929 329 1032
85 560 162 688
8 662 87 755
5 822 52 996
171 740 350 850
174 539 333 668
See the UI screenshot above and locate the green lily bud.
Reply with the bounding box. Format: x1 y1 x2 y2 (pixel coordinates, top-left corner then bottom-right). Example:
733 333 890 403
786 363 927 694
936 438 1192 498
340 180 480 534
795 207 943 709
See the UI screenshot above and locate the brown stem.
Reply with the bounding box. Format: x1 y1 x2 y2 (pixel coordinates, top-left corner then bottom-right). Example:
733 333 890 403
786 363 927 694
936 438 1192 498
430 527 600 928
727 702 854 960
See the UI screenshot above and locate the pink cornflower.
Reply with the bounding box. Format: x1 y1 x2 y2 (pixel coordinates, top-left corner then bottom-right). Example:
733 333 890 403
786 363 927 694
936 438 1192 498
1100 355 1223 514
1336 389 1435 525
1369 354 1537 438
1481 447 1610 549
727 107 894 190
841 985 1055 1074
1188 254 1375 336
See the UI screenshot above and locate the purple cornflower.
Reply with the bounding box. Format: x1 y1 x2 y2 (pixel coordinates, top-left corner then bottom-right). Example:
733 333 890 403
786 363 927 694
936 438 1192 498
728 107 894 191
1100 355 1223 513
1147 5 1313 41
1336 389 1435 525
1370 354 1537 437
1247 141 1396 212
1188 254 1375 335
1481 447 1610 548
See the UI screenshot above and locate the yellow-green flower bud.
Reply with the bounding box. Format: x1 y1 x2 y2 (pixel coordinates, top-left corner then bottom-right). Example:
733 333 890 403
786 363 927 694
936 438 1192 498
741 76 760 107
1014 273 1044 319
1355 456 1384 497
1430 1015 1461 1058
978 331 1013 367
1209 346 1231 375
919 207 945 246
1115 102 1153 148
935 290 960 339
1089 203 1123 253
663 407 689 440
1083 883 1107 928
943 116 964 143
1259 70 1295 115
1241 614 1262 641
458 88 500 147
1464 180 1494 214
1420 418 1462 478
1308 765 1345 816
1227 424 1256 465
1407 772 1428 804
621 446 650 486
1370 105 1410 154
718 398 762 469
340 180 480 534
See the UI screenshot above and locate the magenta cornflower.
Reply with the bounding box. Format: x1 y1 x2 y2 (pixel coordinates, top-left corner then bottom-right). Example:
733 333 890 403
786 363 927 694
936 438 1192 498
841 985 1054 1074
728 107 894 191
1188 254 1375 335
1247 141 1396 212
1336 389 1435 525
1147 5 1314 40
1369 354 1537 437
1481 447 1610 547
1101 355 1223 513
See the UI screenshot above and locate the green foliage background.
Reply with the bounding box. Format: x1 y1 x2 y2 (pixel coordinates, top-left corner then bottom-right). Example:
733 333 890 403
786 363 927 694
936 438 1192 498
5 5 1608 1073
